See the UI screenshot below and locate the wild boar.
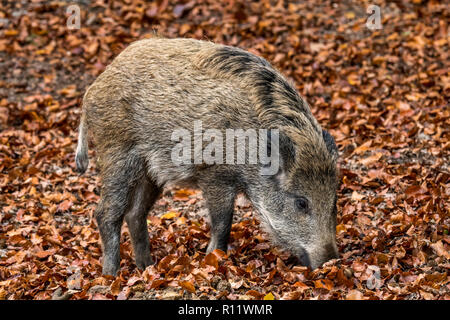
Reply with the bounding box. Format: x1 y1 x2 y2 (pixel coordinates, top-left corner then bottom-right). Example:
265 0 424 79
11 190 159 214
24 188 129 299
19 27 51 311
75 37 339 275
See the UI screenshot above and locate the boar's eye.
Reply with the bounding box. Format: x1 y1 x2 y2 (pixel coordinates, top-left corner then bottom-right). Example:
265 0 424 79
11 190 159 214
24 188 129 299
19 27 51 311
294 197 309 212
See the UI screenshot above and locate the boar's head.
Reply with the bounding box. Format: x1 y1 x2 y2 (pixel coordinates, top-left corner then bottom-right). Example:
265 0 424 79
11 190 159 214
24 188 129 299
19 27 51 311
251 128 339 269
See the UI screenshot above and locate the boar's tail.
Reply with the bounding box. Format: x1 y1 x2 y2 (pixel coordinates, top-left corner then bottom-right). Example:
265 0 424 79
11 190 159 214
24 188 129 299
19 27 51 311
75 112 89 174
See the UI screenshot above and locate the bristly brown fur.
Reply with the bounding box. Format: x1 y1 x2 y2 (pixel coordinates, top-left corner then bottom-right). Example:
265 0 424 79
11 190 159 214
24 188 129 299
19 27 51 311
195 45 321 131
194 44 336 179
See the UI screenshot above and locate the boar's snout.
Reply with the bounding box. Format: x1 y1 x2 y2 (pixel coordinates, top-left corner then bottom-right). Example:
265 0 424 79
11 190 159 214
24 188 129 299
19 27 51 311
297 242 338 270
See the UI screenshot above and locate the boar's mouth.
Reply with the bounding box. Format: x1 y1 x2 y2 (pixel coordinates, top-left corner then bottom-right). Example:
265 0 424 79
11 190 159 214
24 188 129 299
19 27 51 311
278 246 311 268
293 247 311 267
254 203 312 267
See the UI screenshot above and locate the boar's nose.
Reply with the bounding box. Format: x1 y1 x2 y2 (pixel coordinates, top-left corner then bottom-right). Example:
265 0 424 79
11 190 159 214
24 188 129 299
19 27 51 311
307 243 339 269
295 244 339 269
316 243 339 268
323 245 339 262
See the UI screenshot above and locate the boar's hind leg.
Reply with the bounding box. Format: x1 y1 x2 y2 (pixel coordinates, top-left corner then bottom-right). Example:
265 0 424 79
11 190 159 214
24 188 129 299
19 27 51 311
125 177 161 270
201 182 236 254
95 156 146 275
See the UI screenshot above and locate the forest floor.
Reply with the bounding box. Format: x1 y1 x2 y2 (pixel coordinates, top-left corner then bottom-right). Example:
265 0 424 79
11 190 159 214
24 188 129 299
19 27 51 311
0 0 448 300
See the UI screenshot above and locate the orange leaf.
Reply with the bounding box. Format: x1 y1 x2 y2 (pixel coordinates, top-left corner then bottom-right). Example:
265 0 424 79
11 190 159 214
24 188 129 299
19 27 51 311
360 152 383 166
0 288 6 300
352 141 372 155
35 249 55 258
246 290 263 299
204 252 218 269
336 224 346 234
179 280 196 293
293 281 310 291
346 289 363 300
110 277 121 295
4 29 19 36
58 200 72 212
314 279 334 291
173 189 196 201
431 241 450 259
351 191 364 201
161 211 180 220
150 279 166 289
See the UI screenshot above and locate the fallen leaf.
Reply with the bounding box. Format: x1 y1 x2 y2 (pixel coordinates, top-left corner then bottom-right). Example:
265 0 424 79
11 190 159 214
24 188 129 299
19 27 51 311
263 292 275 300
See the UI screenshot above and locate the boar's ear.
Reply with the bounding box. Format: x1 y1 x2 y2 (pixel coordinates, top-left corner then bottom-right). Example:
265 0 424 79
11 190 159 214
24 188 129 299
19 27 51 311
322 129 338 160
278 131 296 172
260 129 296 178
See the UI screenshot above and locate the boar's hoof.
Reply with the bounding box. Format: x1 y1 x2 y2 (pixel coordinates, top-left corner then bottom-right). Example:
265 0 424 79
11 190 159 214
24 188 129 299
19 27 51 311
102 260 120 276
206 241 227 254
136 255 154 271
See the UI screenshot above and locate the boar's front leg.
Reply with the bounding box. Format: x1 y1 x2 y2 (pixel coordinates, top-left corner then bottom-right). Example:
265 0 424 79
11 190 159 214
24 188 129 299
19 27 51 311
200 180 237 254
125 177 161 271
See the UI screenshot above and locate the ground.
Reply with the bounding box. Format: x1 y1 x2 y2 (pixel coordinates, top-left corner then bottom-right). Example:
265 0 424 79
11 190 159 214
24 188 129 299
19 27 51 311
0 0 448 300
